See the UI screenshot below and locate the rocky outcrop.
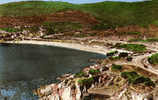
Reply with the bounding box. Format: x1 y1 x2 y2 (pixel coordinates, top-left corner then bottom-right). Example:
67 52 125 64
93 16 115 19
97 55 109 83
35 64 109 100
35 63 157 100
36 81 82 100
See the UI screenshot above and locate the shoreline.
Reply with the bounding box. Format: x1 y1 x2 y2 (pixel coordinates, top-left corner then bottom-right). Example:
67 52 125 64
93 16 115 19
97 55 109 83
0 40 111 100
2 40 158 76
4 40 109 55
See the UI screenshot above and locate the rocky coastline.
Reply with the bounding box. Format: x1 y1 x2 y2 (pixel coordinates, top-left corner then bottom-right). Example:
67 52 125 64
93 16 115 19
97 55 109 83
1 27 158 100
33 47 158 100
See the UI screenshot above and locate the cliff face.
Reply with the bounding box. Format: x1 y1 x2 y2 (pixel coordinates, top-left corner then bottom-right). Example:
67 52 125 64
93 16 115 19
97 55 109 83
36 81 81 100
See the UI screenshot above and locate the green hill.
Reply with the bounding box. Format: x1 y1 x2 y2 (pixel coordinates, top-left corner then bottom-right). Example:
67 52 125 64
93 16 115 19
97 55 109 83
0 0 158 28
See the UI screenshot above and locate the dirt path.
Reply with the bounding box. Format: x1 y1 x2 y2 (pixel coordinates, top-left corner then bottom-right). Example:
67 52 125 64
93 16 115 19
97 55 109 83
107 41 158 76
115 54 158 76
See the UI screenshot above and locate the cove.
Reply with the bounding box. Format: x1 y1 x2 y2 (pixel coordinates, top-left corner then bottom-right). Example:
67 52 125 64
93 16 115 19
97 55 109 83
0 43 105 82
0 43 106 100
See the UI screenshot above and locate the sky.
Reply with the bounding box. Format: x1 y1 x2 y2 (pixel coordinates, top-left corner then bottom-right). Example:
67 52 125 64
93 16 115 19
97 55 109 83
0 0 145 4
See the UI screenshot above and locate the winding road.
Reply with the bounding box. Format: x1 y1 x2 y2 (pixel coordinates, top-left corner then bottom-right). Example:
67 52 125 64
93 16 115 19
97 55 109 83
87 39 158 76
112 41 158 76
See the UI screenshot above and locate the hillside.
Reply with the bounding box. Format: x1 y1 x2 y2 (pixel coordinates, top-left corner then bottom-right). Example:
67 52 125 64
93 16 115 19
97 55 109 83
0 0 158 37
0 0 158 27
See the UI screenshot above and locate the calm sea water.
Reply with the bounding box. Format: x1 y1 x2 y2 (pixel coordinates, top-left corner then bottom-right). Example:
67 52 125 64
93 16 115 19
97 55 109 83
0 43 105 81
0 44 105 100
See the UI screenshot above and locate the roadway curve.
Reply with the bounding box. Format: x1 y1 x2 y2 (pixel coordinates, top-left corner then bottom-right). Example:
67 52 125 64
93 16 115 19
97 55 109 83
87 39 158 76
112 41 158 76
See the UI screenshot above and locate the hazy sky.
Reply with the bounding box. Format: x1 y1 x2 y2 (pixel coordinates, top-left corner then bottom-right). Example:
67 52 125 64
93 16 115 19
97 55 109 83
0 0 145 4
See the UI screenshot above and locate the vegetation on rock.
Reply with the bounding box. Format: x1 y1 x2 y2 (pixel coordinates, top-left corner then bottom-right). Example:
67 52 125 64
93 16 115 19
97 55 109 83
129 38 158 42
121 71 155 86
75 71 87 77
148 53 158 64
119 52 128 58
110 56 120 60
111 64 122 71
89 69 100 75
78 77 94 86
106 50 118 57
91 22 115 30
116 44 146 53
126 56 133 61
0 27 20 32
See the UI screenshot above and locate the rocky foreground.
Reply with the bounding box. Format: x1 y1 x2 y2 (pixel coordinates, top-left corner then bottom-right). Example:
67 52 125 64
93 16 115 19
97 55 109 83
34 50 158 100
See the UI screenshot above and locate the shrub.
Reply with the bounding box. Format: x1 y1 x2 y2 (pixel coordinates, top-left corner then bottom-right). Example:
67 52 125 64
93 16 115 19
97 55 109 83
89 69 100 75
110 56 120 60
91 23 115 30
107 50 118 57
78 77 94 86
121 71 139 79
126 56 133 61
121 71 140 84
128 38 158 42
148 53 158 64
147 38 158 42
132 76 147 84
111 64 122 71
117 44 146 53
127 32 141 35
128 38 142 42
75 71 87 77
43 22 55 35
144 79 155 87
121 71 155 86
119 52 128 58
0 27 20 32
152 20 158 26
